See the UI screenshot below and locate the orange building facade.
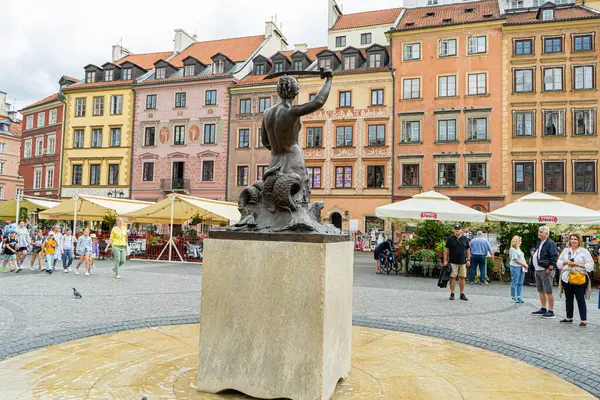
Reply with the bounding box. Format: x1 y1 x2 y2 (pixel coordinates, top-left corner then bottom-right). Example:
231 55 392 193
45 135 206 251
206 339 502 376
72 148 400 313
502 4 600 208
390 0 506 212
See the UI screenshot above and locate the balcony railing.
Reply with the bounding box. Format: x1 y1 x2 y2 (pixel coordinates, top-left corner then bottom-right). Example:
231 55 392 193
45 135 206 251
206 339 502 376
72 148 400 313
160 178 190 192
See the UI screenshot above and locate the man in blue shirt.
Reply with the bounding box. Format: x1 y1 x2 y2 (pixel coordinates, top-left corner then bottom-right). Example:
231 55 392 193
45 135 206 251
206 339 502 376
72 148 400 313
469 231 494 285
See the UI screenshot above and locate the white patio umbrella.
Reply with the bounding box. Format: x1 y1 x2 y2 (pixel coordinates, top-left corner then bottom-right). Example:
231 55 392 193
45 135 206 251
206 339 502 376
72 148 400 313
487 192 600 225
375 191 486 222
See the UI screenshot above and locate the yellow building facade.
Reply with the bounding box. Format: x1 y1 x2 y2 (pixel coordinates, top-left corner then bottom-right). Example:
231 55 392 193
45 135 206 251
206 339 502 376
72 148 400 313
298 68 394 232
61 85 134 198
501 4 600 208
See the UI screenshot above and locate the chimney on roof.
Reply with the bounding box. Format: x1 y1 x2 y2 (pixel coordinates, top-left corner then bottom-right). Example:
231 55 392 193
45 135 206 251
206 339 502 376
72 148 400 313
8 110 19 123
265 20 288 50
0 92 7 116
174 29 196 54
295 43 308 52
328 0 342 29
112 44 131 62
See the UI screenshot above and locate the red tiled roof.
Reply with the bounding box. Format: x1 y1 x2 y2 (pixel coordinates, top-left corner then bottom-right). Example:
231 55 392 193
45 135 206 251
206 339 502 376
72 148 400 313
396 0 501 31
280 46 328 62
63 80 134 91
170 35 266 67
237 74 277 86
116 51 173 70
0 115 22 137
19 92 60 112
235 66 391 87
331 7 404 31
64 76 80 82
505 6 600 25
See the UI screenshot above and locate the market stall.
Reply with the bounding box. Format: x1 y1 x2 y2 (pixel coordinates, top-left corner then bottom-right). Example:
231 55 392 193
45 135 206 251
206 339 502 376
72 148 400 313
122 194 240 262
0 196 60 221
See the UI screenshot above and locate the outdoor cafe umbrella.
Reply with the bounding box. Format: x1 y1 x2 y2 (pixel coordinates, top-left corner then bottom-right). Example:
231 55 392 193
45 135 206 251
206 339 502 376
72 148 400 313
38 194 153 234
486 192 600 225
0 196 59 220
375 191 486 222
122 193 240 262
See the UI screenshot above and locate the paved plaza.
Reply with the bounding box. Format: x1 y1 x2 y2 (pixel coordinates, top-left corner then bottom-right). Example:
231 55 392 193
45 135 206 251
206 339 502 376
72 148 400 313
0 252 599 396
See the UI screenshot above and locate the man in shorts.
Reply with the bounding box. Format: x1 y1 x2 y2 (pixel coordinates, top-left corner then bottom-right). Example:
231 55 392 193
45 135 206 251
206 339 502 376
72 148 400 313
444 224 470 301
530 226 558 319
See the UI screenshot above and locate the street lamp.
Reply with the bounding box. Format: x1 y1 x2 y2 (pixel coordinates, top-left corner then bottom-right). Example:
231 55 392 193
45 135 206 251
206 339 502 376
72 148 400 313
107 189 125 199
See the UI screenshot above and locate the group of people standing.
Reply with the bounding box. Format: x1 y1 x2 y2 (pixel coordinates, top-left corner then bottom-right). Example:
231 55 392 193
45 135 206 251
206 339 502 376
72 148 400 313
444 225 594 327
0 218 129 279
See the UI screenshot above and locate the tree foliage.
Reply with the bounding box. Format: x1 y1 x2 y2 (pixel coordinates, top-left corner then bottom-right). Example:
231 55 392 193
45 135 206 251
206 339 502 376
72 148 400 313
413 220 453 249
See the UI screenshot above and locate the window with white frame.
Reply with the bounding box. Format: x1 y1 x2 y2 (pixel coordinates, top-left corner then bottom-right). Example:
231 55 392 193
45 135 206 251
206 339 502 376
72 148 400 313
468 73 487 95
93 96 104 116
89 164 100 185
204 124 216 144
91 128 102 148
26 115 33 130
86 71 96 83
74 129 85 148
0 143 4 154
45 166 54 188
438 75 456 97
306 127 322 148
122 68 132 80
573 66 594 90
343 56 356 70
108 164 119 185
573 109 596 136
213 60 225 74
368 125 385 146
543 67 563 91
403 78 420 99
514 69 534 92
514 111 534 136
368 53 381 68
37 112 45 127
0 187 4 199
403 43 421 60
468 36 487 54
35 137 44 156
33 168 42 189
24 140 32 158
75 98 86 116
335 126 353 146
543 109 565 136
104 69 114 81
542 9 554 21
401 121 420 143
155 67 166 79
110 128 121 147
184 65 195 77
47 135 56 154
49 109 57 124
439 39 457 57
467 117 488 140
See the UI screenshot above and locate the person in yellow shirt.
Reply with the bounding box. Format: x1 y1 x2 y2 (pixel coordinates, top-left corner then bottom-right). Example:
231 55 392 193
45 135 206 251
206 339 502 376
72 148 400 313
108 218 128 279
42 232 58 274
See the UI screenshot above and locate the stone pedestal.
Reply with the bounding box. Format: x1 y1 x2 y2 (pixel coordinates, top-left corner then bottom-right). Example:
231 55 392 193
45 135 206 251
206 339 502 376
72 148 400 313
197 231 353 400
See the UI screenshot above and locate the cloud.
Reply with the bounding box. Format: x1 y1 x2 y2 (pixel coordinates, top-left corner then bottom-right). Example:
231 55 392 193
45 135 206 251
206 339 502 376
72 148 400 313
0 0 402 110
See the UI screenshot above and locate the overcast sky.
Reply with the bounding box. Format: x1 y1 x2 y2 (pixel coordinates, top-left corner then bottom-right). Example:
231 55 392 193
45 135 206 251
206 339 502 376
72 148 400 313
1 0 402 111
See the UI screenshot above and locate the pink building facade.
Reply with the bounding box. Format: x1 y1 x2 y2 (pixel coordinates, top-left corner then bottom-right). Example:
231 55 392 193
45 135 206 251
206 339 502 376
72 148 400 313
131 78 232 201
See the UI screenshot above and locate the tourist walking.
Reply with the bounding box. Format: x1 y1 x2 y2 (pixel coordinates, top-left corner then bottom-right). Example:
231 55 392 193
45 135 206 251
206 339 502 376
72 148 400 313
75 228 92 276
41 232 57 274
30 229 44 271
468 231 494 285
508 236 528 303
557 232 594 328
444 224 470 301
90 234 99 273
60 228 76 273
51 225 63 271
15 221 30 269
1 230 19 272
109 218 128 279
530 226 559 319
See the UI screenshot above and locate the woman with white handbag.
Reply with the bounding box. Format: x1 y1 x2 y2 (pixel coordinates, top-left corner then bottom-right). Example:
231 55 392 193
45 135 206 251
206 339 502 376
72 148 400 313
557 232 594 328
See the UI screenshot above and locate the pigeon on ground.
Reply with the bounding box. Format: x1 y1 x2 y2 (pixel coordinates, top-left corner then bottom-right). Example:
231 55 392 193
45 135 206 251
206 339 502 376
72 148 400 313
73 288 82 299
142 397 148 400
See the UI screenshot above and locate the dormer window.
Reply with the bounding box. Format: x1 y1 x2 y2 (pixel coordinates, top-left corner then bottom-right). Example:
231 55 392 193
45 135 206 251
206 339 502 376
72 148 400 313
542 9 554 20
213 60 224 74
155 67 166 79
369 53 381 68
122 68 132 80
343 56 356 70
184 65 195 77
319 58 332 69
86 71 96 83
104 69 114 81
293 60 303 70
255 64 266 75
274 62 284 73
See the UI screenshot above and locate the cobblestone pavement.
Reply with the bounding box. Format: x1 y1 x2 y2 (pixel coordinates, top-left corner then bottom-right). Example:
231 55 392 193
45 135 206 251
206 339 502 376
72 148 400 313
0 253 599 396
